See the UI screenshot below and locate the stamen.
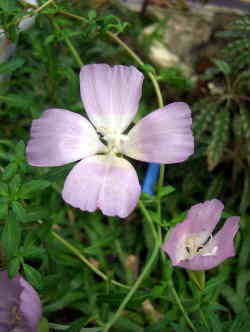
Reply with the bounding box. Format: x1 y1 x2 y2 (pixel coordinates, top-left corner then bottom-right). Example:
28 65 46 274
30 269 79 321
182 232 216 261
97 127 129 154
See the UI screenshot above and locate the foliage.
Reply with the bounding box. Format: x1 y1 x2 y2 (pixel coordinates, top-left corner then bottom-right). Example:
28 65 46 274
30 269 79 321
191 15 250 214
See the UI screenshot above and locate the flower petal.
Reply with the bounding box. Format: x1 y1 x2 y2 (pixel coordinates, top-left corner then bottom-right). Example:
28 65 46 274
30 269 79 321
122 102 194 163
80 64 144 133
186 199 224 234
178 216 240 270
62 155 141 218
20 277 42 331
27 108 105 166
0 271 21 325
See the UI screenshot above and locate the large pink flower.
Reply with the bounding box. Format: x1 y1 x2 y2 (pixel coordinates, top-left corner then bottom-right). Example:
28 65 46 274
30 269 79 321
27 64 194 217
162 199 240 270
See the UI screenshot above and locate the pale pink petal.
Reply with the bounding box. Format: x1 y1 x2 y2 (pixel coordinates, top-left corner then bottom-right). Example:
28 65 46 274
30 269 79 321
122 102 194 163
186 199 224 234
62 155 141 218
27 108 105 167
178 217 240 270
80 64 144 133
20 277 42 330
162 222 189 266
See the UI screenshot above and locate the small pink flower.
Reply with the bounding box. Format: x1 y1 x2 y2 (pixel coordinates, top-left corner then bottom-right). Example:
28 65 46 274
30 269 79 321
0 271 42 331
162 199 240 270
27 64 194 217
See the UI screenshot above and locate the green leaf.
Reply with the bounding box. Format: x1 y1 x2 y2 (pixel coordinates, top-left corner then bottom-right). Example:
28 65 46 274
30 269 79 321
213 59 231 75
1 93 34 108
188 270 205 291
88 9 97 20
8 256 21 278
38 317 50 332
0 199 8 218
21 245 45 259
19 180 50 198
2 162 18 180
139 63 156 75
207 110 230 170
0 57 25 75
0 182 9 197
9 174 22 197
11 201 27 221
240 171 250 214
42 164 74 182
14 140 25 159
23 263 43 290
193 101 217 138
0 0 18 11
159 185 175 198
1 218 21 259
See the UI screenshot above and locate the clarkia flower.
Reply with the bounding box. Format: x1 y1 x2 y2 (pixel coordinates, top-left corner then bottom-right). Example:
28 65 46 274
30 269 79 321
0 270 42 331
162 199 240 270
27 64 194 217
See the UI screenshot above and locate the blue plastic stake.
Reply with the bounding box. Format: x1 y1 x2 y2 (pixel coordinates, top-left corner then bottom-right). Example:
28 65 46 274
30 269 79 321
142 163 160 195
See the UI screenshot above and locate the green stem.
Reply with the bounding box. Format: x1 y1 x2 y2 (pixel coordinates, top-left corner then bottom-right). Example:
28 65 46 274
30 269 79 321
103 203 160 331
169 280 197 332
103 242 160 332
50 10 164 108
19 2 164 108
156 164 165 218
34 0 55 13
139 200 158 242
199 308 209 329
52 21 84 68
108 217 133 284
51 231 129 290
106 31 163 109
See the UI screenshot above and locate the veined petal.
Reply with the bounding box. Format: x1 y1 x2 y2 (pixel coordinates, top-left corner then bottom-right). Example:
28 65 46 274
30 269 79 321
27 108 105 167
178 216 240 270
20 277 42 330
122 102 194 163
80 64 144 134
186 199 224 235
62 155 141 218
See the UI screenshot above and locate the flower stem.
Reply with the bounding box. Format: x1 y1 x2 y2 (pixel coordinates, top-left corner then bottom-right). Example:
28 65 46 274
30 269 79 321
139 200 158 242
168 280 197 332
51 231 129 290
49 9 164 108
33 0 55 13
103 203 160 331
51 21 84 68
103 241 160 332
106 31 163 109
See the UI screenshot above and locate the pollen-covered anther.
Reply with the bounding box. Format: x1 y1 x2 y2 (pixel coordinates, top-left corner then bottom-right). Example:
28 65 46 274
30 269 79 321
183 233 217 260
102 131 129 153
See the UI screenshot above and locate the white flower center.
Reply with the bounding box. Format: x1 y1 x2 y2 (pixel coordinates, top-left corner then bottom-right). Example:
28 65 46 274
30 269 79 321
97 126 129 154
176 231 218 263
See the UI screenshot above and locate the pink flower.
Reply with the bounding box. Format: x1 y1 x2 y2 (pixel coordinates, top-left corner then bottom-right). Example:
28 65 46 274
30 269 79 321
0 270 42 331
162 199 240 270
27 64 194 217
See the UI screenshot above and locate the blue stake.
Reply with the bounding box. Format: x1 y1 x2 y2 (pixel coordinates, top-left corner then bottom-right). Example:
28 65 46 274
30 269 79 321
142 163 160 195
